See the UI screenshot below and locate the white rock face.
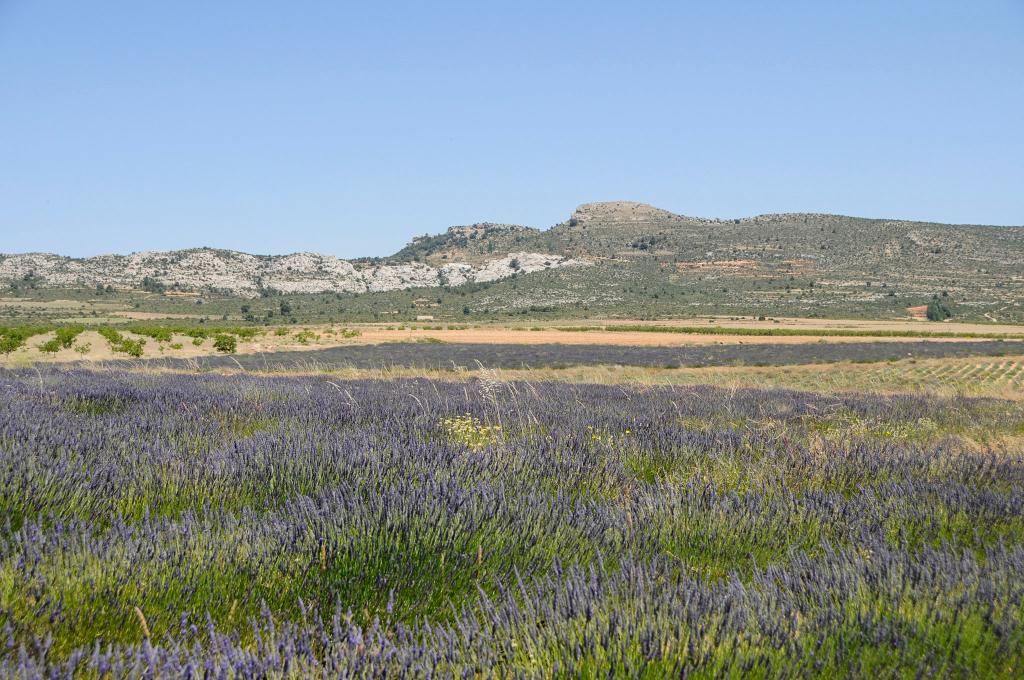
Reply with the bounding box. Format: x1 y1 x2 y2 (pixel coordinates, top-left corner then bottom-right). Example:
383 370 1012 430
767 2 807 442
474 252 576 282
363 262 440 292
438 263 475 287
0 248 589 297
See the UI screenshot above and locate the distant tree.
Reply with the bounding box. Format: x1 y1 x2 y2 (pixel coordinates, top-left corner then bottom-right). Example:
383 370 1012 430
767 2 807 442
926 299 953 321
141 276 165 293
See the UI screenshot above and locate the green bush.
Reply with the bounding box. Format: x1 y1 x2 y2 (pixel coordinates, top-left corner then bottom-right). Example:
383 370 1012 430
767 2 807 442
133 327 173 343
53 325 85 348
118 339 145 358
926 299 953 321
0 326 49 354
213 334 237 353
140 276 165 293
97 327 123 344
97 326 145 357
37 338 62 353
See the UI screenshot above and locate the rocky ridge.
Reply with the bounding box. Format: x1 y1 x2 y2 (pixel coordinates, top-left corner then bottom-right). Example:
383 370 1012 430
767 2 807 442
0 249 586 297
3 200 1022 303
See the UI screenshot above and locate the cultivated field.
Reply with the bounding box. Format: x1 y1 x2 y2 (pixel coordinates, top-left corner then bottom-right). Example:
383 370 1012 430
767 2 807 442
4 316 1024 367
115 339 1024 373
264 355 1024 400
3 311 1023 677
2 368 1023 677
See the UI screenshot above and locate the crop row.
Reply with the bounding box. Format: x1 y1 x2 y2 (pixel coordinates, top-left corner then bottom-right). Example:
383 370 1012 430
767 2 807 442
0 324 265 355
118 338 1024 372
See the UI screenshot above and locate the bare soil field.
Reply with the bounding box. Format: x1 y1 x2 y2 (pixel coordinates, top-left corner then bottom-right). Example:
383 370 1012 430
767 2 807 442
112 311 208 320
0 297 127 311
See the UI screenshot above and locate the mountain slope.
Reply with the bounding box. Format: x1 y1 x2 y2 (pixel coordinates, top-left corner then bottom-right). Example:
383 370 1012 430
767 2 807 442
390 201 1023 322
2 201 1022 321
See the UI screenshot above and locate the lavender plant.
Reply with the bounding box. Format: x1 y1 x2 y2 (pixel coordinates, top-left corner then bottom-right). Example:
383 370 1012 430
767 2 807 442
0 368 1021 677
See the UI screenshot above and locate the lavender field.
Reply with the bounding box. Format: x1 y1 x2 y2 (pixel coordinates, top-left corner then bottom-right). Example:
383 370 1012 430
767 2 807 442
1 368 1023 677
118 339 1024 371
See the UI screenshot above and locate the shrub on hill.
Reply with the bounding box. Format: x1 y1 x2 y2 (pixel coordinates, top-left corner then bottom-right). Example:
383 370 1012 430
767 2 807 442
926 299 953 321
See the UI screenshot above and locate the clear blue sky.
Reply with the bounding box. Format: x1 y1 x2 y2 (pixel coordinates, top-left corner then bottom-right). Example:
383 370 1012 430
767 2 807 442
2 1 1022 258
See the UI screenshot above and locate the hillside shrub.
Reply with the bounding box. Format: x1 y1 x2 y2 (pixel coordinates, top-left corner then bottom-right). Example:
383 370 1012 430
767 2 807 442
926 299 953 321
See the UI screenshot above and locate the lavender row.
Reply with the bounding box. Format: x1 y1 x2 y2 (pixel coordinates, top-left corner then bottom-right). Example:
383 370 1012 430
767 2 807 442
103 339 1024 370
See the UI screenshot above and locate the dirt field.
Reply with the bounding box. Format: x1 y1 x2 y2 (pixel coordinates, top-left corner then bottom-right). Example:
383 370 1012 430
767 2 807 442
112 311 208 320
560 315 1024 335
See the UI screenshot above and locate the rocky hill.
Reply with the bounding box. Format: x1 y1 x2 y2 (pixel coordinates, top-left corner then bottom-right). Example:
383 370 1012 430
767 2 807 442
2 201 1022 321
0 248 585 297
